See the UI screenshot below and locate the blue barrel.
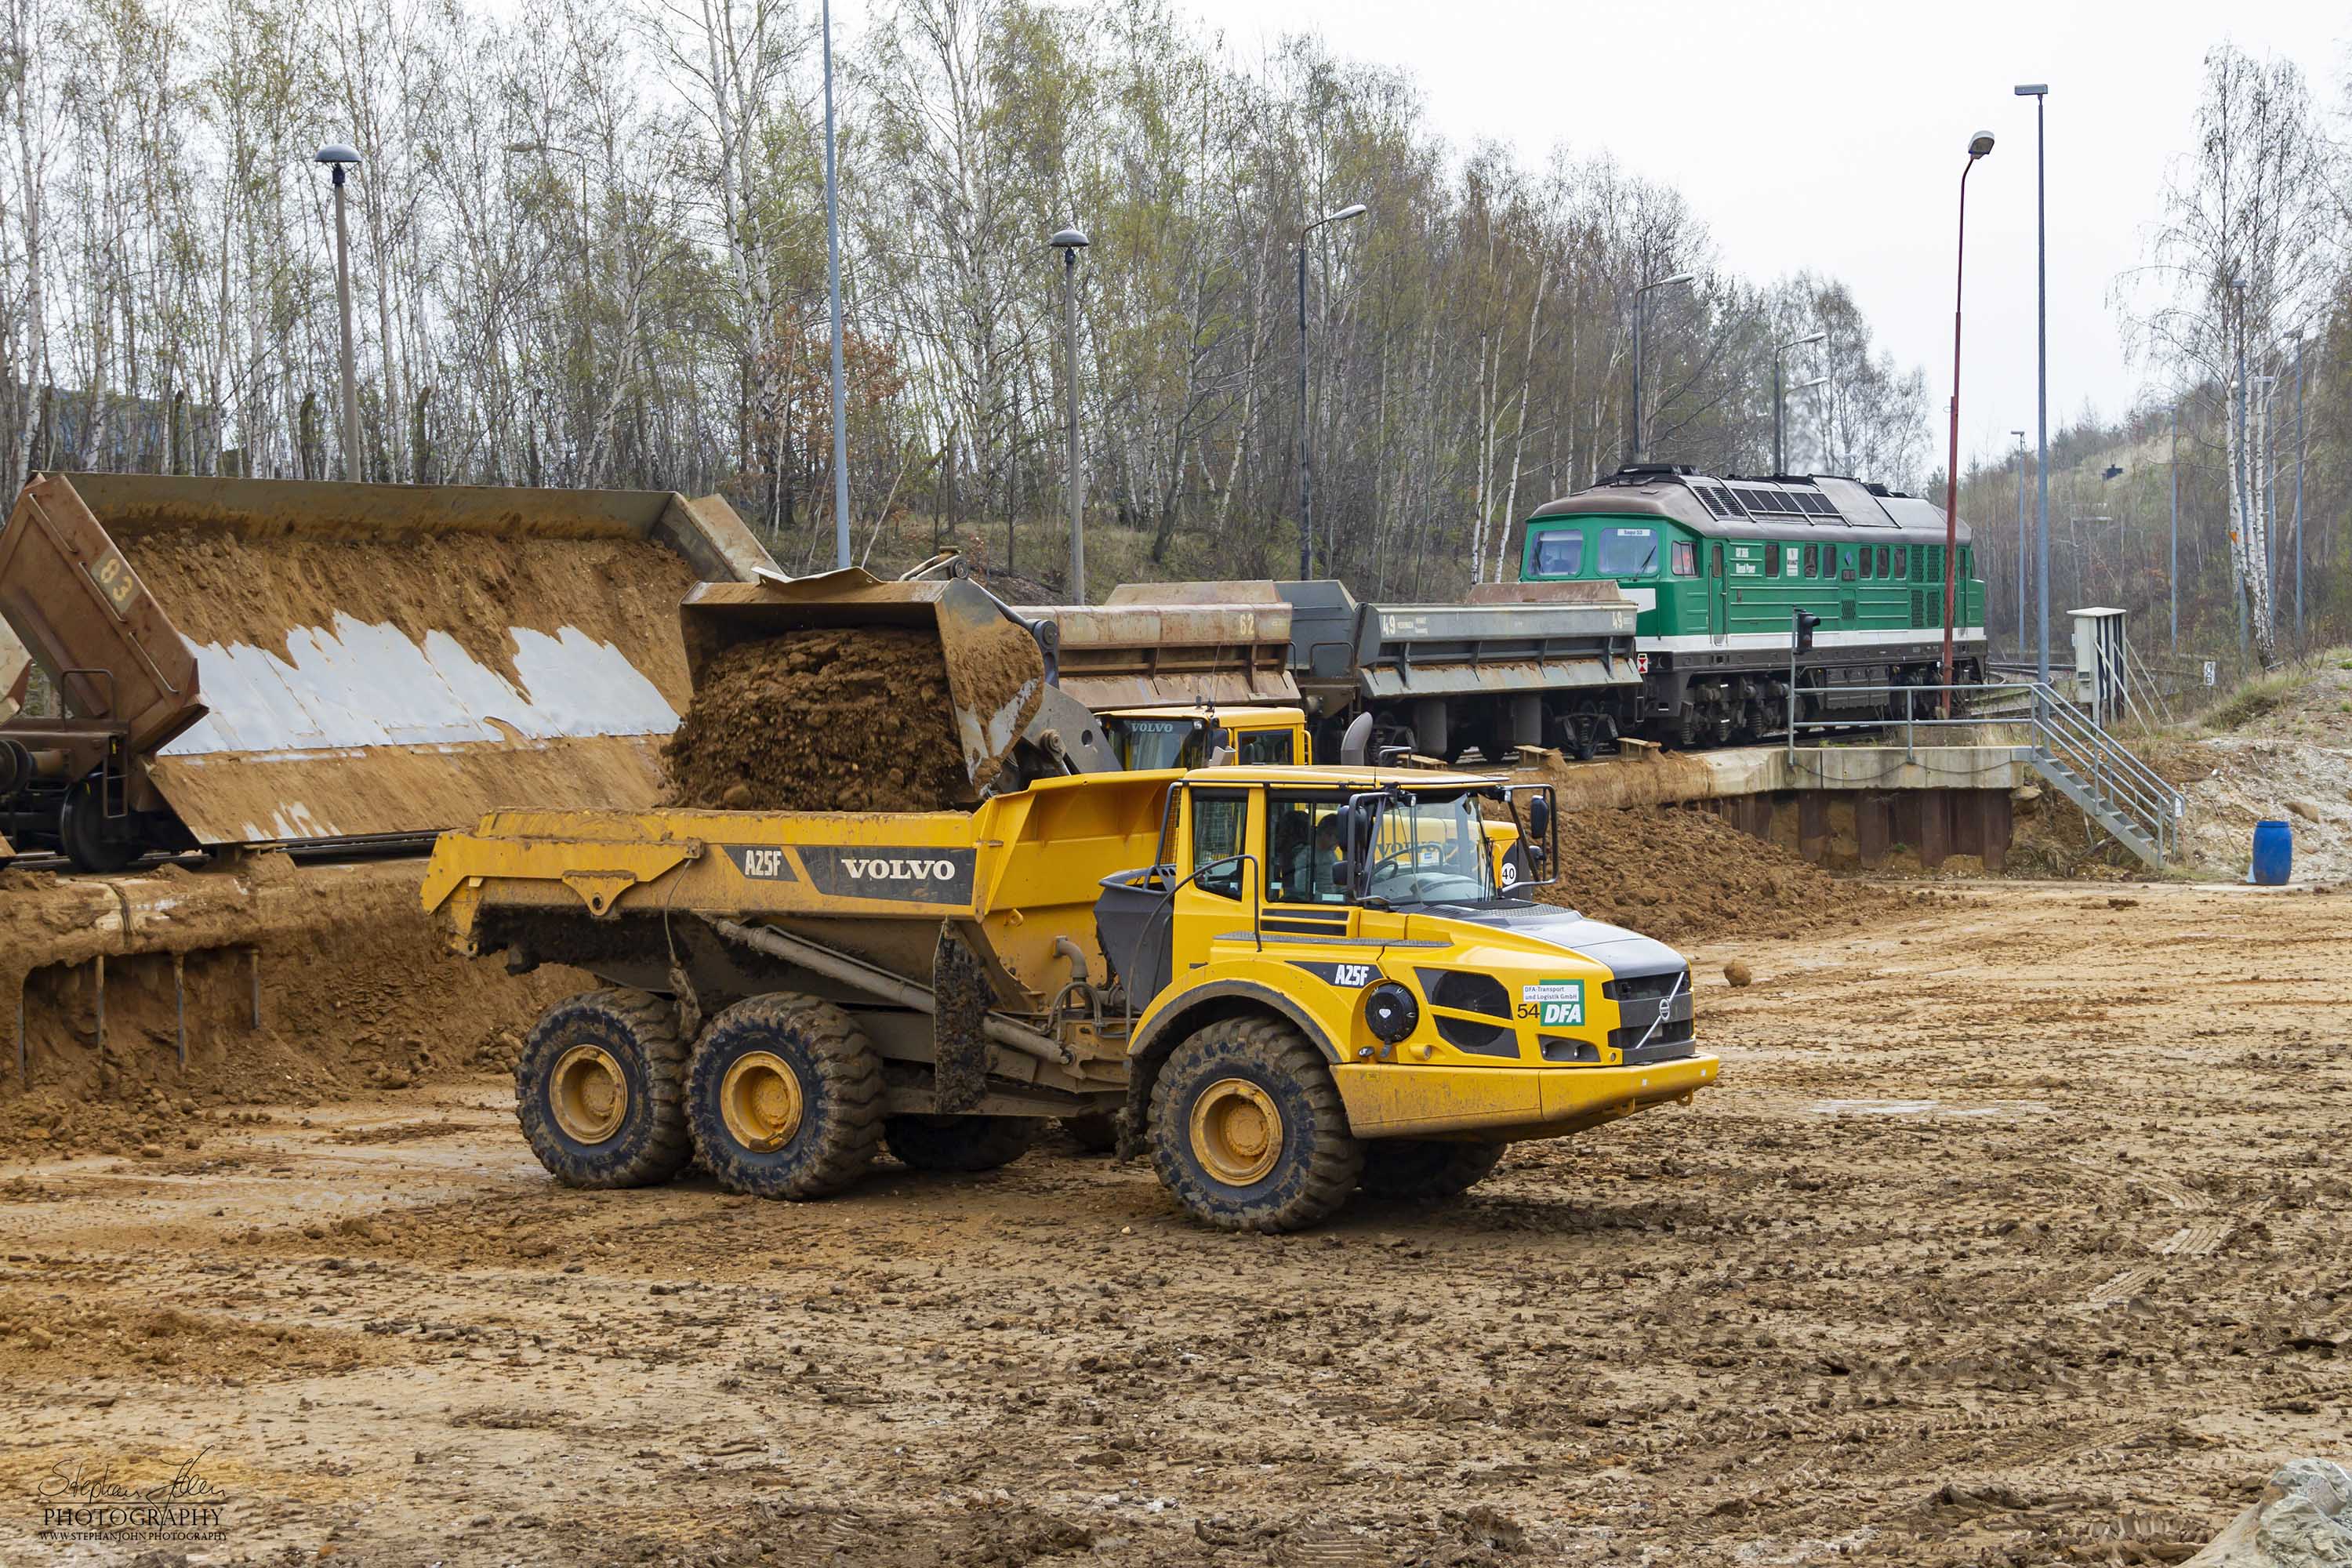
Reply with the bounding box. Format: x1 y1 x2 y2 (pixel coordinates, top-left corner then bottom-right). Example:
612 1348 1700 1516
2251 820 2293 886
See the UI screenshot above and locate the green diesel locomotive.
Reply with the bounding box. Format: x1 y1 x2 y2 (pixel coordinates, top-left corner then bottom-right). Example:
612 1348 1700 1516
1516 464 1987 746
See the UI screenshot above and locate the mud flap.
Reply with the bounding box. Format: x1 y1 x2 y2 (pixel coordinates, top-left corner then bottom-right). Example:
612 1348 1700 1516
931 923 993 1113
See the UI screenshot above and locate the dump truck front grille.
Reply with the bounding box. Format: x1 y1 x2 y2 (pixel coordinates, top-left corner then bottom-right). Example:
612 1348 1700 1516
1604 967 1694 1062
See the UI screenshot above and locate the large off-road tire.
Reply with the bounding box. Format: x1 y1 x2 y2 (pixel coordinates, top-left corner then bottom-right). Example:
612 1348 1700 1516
1061 1112 1119 1155
884 1114 1036 1174
514 989 692 1189
686 993 882 1199
1358 1138 1507 1201
1148 1015 1362 1232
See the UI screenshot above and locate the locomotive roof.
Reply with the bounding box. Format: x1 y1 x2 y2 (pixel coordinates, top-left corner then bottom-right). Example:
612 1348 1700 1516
1528 465 1971 546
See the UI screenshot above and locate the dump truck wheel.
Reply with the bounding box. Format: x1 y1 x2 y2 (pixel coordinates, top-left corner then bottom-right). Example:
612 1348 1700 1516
686 993 882 1199
514 989 692 1189
1061 1112 1119 1155
1358 1139 1507 1201
1149 1015 1361 1232
884 1114 1036 1174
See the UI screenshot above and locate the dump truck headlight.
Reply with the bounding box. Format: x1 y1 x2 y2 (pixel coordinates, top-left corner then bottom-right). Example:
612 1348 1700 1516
1364 982 1418 1044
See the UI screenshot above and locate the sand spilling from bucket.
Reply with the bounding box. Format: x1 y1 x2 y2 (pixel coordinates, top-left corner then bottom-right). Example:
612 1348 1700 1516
662 628 976 814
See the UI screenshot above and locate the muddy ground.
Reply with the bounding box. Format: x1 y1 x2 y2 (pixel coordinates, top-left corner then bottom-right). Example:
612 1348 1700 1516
2 878 2345 1566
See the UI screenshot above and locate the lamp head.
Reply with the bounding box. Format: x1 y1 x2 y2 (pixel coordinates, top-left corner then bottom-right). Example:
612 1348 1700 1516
1968 130 1995 158
2013 83 2048 97
314 143 361 167
1657 270 1695 288
1325 202 1367 223
1048 227 1090 249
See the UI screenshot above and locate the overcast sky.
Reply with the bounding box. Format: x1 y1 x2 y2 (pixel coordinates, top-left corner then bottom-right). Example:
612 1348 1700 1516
828 0 2346 474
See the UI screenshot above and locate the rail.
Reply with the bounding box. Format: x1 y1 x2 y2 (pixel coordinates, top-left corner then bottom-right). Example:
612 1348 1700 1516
1785 681 2186 869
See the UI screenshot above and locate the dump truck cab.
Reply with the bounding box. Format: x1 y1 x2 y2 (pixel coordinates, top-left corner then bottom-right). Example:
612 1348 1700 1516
1097 705 1312 771
1093 767 1711 1221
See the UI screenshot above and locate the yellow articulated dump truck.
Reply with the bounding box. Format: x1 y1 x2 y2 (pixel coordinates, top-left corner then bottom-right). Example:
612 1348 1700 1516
420 576 1715 1231
422 769 1715 1231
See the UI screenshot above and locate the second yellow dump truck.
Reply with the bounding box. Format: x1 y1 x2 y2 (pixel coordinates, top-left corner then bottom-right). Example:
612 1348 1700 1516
423 763 1714 1232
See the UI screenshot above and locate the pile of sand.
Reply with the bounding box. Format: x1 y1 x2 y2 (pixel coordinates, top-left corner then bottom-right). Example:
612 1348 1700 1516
663 628 976 813
0 856 581 1156
1531 806 1905 942
122 528 699 699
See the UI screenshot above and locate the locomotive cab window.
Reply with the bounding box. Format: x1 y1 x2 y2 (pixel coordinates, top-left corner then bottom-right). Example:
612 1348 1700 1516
1893 548 1907 579
1765 546 1780 578
1860 549 1874 579
1877 546 1892 578
1802 544 1819 577
1599 527 1661 578
1671 540 1697 577
1708 544 1724 579
1530 530 1583 577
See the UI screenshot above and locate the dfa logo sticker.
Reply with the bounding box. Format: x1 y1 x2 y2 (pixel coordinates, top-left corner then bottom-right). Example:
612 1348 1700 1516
1522 978 1584 1028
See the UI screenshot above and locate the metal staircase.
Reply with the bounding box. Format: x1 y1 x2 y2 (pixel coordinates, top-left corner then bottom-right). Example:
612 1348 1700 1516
2022 683 2184 870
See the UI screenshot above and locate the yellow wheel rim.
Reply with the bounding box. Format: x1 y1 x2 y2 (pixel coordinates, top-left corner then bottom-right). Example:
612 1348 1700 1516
720 1051 804 1152
1189 1077 1283 1186
550 1044 629 1145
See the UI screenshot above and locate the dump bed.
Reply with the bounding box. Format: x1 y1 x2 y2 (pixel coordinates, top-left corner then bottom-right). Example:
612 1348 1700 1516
423 770 1174 1015
1047 596 1298 710
1278 579 1639 704
0 472 777 849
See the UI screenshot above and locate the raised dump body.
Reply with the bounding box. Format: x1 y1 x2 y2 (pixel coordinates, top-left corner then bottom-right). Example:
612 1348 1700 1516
0 472 776 869
423 763 1716 1232
1046 593 1298 711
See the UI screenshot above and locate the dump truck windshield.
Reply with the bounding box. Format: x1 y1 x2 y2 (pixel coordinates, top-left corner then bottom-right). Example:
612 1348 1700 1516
1361 792 1497 905
1105 715 1204 771
1267 789 1496 907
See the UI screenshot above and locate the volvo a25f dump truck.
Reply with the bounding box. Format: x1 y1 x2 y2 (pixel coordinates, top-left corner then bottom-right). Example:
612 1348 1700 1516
421 573 1715 1231
0 471 775 870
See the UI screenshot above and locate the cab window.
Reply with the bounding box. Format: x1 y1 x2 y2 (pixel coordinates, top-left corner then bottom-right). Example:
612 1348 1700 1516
1670 540 1697 577
1267 794 1348 905
1598 527 1660 577
1708 544 1724 579
1530 531 1582 577
1188 789 1248 900
1236 729 1294 766
1860 548 1875 579
1802 543 1819 577
1106 716 1202 771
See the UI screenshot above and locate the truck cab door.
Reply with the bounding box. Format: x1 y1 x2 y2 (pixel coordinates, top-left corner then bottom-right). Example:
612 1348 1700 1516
1174 786 1258 975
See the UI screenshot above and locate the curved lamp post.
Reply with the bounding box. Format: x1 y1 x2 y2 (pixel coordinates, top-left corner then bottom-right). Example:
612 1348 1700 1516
1940 129 1994 707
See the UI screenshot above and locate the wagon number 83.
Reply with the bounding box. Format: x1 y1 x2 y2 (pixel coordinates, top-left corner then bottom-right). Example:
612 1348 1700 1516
88 550 138 614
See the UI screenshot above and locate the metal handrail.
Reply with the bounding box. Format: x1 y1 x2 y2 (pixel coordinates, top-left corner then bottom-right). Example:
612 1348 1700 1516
1784 679 2186 862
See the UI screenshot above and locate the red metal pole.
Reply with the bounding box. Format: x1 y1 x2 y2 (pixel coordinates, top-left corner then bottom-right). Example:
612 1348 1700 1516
1941 157 1975 715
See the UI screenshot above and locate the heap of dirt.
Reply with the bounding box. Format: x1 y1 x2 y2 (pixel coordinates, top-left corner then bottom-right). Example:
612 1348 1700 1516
1531 804 1906 942
665 627 978 813
0 855 583 1158
120 528 699 699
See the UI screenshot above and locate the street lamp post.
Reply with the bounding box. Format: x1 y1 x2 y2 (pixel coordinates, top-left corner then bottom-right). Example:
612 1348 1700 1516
314 144 364 481
2014 84 2049 681
822 0 850 568
1941 129 1994 706
2168 405 2179 650
1050 227 1090 601
1773 331 1826 474
1296 201 1366 580
2013 430 2027 655
1629 272 1695 463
